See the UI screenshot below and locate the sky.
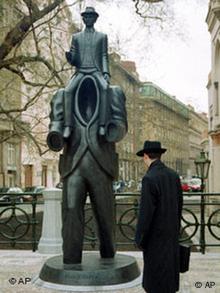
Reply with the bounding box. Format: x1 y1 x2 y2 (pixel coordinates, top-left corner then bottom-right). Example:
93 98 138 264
70 0 210 113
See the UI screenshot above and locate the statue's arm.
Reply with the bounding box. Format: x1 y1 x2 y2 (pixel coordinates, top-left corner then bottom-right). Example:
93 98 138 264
105 86 128 143
102 34 110 77
66 34 78 66
47 89 65 152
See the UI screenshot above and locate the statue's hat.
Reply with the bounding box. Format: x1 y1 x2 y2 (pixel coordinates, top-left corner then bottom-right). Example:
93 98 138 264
81 7 99 17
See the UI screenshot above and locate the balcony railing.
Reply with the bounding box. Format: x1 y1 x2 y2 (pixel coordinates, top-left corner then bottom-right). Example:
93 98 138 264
0 191 219 253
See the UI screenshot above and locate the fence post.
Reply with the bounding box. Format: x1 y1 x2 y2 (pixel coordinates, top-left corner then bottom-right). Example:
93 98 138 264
38 188 62 254
200 192 206 254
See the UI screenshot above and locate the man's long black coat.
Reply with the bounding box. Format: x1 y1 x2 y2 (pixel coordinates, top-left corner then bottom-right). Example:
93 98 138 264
135 160 183 293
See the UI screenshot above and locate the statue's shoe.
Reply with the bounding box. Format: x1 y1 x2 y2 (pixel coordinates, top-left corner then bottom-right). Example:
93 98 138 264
63 126 72 139
99 126 105 136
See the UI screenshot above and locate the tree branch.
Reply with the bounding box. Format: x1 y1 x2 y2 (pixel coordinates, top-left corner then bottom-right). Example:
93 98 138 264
0 76 54 115
4 65 57 88
22 0 39 14
133 0 164 21
0 55 65 86
0 0 65 61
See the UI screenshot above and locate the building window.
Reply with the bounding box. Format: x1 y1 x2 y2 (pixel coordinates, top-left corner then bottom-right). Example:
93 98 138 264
7 143 16 166
24 165 33 187
214 81 219 116
42 165 47 187
210 116 213 130
8 171 16 187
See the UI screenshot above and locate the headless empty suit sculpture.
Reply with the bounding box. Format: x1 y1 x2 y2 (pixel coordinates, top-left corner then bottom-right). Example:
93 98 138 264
47 7 128 264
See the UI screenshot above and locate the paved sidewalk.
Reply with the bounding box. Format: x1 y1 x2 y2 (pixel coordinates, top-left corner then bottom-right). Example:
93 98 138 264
0 250 219 293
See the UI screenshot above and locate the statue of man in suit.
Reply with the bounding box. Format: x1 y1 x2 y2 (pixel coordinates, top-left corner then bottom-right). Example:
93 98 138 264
47 7 127 265
64 6 110 139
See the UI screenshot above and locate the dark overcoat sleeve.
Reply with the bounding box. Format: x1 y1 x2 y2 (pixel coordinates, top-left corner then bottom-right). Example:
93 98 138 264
176 176 183 230
135 176 157 249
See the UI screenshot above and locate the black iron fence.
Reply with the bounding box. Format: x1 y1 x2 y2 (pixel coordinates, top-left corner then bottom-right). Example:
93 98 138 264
180 192 220 253
0 192 42 251
0 191 219 253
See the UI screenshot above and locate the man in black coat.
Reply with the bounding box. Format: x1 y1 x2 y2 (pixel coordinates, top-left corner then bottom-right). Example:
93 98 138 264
135 141 183 293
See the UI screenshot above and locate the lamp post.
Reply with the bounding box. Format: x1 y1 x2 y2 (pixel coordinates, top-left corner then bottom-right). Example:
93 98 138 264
194 151 211 191
194 151 211 254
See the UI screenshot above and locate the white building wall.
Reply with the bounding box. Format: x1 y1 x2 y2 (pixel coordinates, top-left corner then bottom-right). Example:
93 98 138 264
206 0 220 192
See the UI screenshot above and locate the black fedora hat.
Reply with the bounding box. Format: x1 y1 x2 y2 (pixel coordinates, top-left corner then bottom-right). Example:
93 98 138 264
136 140 167 157
81 7 99 17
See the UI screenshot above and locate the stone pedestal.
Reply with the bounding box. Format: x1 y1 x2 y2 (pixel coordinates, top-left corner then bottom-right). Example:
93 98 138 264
38 188 62 254
35 253 141 290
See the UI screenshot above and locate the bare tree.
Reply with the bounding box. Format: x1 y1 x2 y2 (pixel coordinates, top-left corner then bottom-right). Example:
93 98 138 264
132 0 167 21
0 0 187 156
0 0 80 155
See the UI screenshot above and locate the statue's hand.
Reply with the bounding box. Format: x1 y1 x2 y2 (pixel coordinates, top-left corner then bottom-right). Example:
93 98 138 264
103 73 110 84
105 121 126 143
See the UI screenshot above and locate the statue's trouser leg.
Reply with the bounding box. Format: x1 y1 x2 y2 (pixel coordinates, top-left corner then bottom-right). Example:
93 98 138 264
86 153 115 258
90 180 115 258
62 151 115 263
62 174 87 264
92 72 109 127
64 73 84 127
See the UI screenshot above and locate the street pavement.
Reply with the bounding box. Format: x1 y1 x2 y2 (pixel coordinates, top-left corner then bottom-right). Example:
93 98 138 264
0 250 219 293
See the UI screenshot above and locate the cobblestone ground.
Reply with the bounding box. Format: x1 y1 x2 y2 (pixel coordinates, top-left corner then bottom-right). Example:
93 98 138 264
0 251 219 293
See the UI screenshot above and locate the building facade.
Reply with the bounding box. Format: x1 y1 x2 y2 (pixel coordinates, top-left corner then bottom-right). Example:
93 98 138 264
109 53 140 183
206 0 220 192
20 2 74 188
109 58 208 183
188 106 209 177
0 0 24 187
0 0 74 188
0 2 209 190
138 82 190 178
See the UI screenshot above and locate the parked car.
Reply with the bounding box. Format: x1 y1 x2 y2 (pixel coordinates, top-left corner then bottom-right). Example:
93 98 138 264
0 187 9 193
113 180 125 193
137 180 142 191
7 187 23 194
23 186 45 193
0 187 10 205
0 187 23 206
0 195 11 205
125 179 136 191
56 182 63 189
181 179 191 192
189 178 202 192
23 186 45 201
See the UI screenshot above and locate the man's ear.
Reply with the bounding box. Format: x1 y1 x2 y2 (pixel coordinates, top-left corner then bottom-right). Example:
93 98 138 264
143 153 148 164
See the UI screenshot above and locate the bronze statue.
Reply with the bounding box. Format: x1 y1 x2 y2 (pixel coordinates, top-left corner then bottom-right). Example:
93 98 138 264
64 6 110 138
47 7 127 264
